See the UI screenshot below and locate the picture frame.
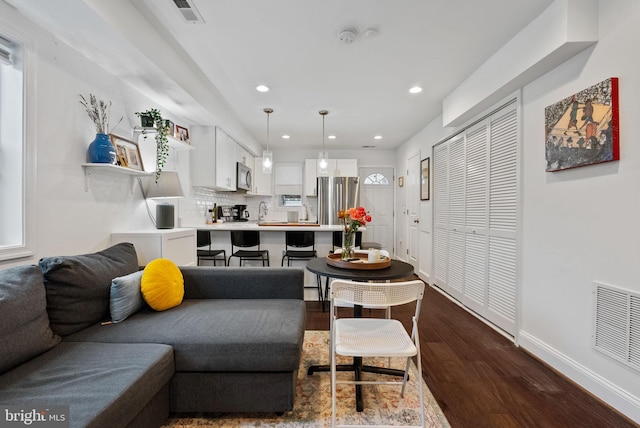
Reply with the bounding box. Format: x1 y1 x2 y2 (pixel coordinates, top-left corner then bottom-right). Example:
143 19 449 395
110 134 144 171
544 77 619 171
165 120 175 138
420 157 430 200
175 125 189 143
398 176 404 187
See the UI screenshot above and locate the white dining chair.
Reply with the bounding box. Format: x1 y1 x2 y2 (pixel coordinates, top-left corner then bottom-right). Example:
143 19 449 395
329 278 425 428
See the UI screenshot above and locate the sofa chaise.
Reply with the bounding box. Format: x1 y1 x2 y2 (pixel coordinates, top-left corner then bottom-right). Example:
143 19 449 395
0 243 306 427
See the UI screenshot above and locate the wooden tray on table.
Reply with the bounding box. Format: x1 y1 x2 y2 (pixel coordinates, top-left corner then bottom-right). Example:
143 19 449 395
326 253 391 270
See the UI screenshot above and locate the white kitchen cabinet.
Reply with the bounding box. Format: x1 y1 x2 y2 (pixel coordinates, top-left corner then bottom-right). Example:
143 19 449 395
335 159 358 176
236 144 253 167
216 128 237 190
304 158 358 196
317 159 337 177
305 159 318 196
274 162 303 195
111 228 196 266
252 157 273 196
190 126 236 190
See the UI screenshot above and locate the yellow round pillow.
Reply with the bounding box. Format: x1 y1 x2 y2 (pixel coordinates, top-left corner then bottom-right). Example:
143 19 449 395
141 258 184 311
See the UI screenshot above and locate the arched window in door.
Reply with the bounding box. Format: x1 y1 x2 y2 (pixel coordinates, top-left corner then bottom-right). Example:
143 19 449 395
363 172 389 185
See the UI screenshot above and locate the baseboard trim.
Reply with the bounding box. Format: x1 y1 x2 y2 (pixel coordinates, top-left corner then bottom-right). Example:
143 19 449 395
519 331 640 424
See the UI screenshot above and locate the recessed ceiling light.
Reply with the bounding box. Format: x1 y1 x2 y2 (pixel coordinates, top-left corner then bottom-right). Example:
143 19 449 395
328 135 336 139
374 135 383 140
409 86 423 94
256 85 270 92
282 135 290 139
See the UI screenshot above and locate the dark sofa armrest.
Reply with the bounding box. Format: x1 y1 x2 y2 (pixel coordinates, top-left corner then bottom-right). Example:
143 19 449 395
180 267 304 300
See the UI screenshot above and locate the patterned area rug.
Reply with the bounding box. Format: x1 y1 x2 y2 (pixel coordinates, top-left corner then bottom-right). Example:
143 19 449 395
163 330 450 427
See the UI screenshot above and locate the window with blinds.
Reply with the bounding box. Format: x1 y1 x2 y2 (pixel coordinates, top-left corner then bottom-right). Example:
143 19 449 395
432 99 519 336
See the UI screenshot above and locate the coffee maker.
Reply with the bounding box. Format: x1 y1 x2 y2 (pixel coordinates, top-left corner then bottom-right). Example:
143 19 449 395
233 204 249 222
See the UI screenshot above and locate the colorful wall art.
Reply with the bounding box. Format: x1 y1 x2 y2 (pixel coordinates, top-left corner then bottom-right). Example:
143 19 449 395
544 77 619 172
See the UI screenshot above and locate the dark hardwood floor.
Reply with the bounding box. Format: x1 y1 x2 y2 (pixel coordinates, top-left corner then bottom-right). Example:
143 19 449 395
305 282 638 428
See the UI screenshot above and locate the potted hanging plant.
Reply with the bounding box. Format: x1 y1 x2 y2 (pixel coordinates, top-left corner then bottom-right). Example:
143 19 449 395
80 94 122 163
135 108 169 182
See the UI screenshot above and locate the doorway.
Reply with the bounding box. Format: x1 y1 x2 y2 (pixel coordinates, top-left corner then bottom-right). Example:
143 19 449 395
359 167 394 252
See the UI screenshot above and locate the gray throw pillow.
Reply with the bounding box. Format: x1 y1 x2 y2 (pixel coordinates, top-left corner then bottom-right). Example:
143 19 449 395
110 270 145 323
40 242 139 336
0 265 61 374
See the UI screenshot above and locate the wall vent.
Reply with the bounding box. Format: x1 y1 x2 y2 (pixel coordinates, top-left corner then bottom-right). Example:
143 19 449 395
172 0 205 24
593 281 640 371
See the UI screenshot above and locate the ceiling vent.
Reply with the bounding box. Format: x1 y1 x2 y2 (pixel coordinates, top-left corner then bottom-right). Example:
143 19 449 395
172 0 205 24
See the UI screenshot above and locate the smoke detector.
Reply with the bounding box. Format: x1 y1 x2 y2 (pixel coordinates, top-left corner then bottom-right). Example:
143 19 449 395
337 28 358 44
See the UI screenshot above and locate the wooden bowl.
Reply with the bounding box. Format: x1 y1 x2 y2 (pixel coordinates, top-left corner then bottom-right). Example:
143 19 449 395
326 253 391 270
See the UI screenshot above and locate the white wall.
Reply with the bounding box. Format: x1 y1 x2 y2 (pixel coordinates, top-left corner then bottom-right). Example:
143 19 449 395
394 119 454 268
518 0 640 420
0 2 189 268
396 0 640 421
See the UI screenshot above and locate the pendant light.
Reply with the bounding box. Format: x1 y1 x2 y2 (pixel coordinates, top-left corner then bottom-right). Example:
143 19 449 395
318 110 329 174
262 108 273 174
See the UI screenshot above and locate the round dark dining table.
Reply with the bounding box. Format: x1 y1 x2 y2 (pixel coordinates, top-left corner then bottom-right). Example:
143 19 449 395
306 256 415 283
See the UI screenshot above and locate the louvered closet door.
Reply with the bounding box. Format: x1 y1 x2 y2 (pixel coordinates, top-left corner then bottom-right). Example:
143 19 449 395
463 121 489 315
432 100 518 337
432 143 449 289
486 105 518 334
447 136 466 300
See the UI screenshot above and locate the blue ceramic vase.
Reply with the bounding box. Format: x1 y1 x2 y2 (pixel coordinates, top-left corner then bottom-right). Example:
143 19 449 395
87 133 116 163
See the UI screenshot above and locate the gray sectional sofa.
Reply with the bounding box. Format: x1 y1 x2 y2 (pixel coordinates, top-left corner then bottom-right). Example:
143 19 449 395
0 243 307 428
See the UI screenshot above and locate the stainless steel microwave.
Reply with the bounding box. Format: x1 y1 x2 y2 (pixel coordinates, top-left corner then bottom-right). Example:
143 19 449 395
236 162 252 191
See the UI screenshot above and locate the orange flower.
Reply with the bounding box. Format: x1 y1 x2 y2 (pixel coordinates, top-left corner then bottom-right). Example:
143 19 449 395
339 206 372 233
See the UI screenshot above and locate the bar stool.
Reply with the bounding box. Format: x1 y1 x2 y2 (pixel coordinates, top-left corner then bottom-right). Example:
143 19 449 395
228 230 270 266
281 231 323 304
331 230 381 251
361 241 382 250
196 230 227 266
331 230 362 252
281 231 317 266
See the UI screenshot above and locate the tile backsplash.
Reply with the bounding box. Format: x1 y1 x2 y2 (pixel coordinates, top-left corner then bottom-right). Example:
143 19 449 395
179 187 317 226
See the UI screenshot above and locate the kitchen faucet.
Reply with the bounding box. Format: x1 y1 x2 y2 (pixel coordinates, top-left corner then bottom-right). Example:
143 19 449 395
258 201 268 220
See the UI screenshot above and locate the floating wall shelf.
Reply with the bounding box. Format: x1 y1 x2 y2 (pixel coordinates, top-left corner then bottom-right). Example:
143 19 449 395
81 163 151 192
132 127 195 151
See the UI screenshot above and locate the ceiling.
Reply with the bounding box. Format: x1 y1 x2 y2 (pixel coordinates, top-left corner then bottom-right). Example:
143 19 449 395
7 0 555 151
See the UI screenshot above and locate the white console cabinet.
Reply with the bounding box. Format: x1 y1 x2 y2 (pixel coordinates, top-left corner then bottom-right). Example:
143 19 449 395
111 228 196 266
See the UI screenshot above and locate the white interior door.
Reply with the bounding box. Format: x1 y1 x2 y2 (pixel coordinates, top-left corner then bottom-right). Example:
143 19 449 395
407 153 420 271
359 167 394 252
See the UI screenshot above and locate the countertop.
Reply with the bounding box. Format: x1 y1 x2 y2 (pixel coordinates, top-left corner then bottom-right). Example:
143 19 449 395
186 221 350 232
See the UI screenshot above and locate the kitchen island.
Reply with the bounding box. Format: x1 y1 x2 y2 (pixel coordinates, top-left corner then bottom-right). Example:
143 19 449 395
195 221 344 232
190 221 350 300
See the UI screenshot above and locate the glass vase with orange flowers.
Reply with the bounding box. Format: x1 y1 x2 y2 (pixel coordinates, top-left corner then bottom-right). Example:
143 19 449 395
338 206 372 260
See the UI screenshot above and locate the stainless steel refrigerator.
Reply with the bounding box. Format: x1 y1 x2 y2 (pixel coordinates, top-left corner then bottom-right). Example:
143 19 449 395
316 176 360 225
